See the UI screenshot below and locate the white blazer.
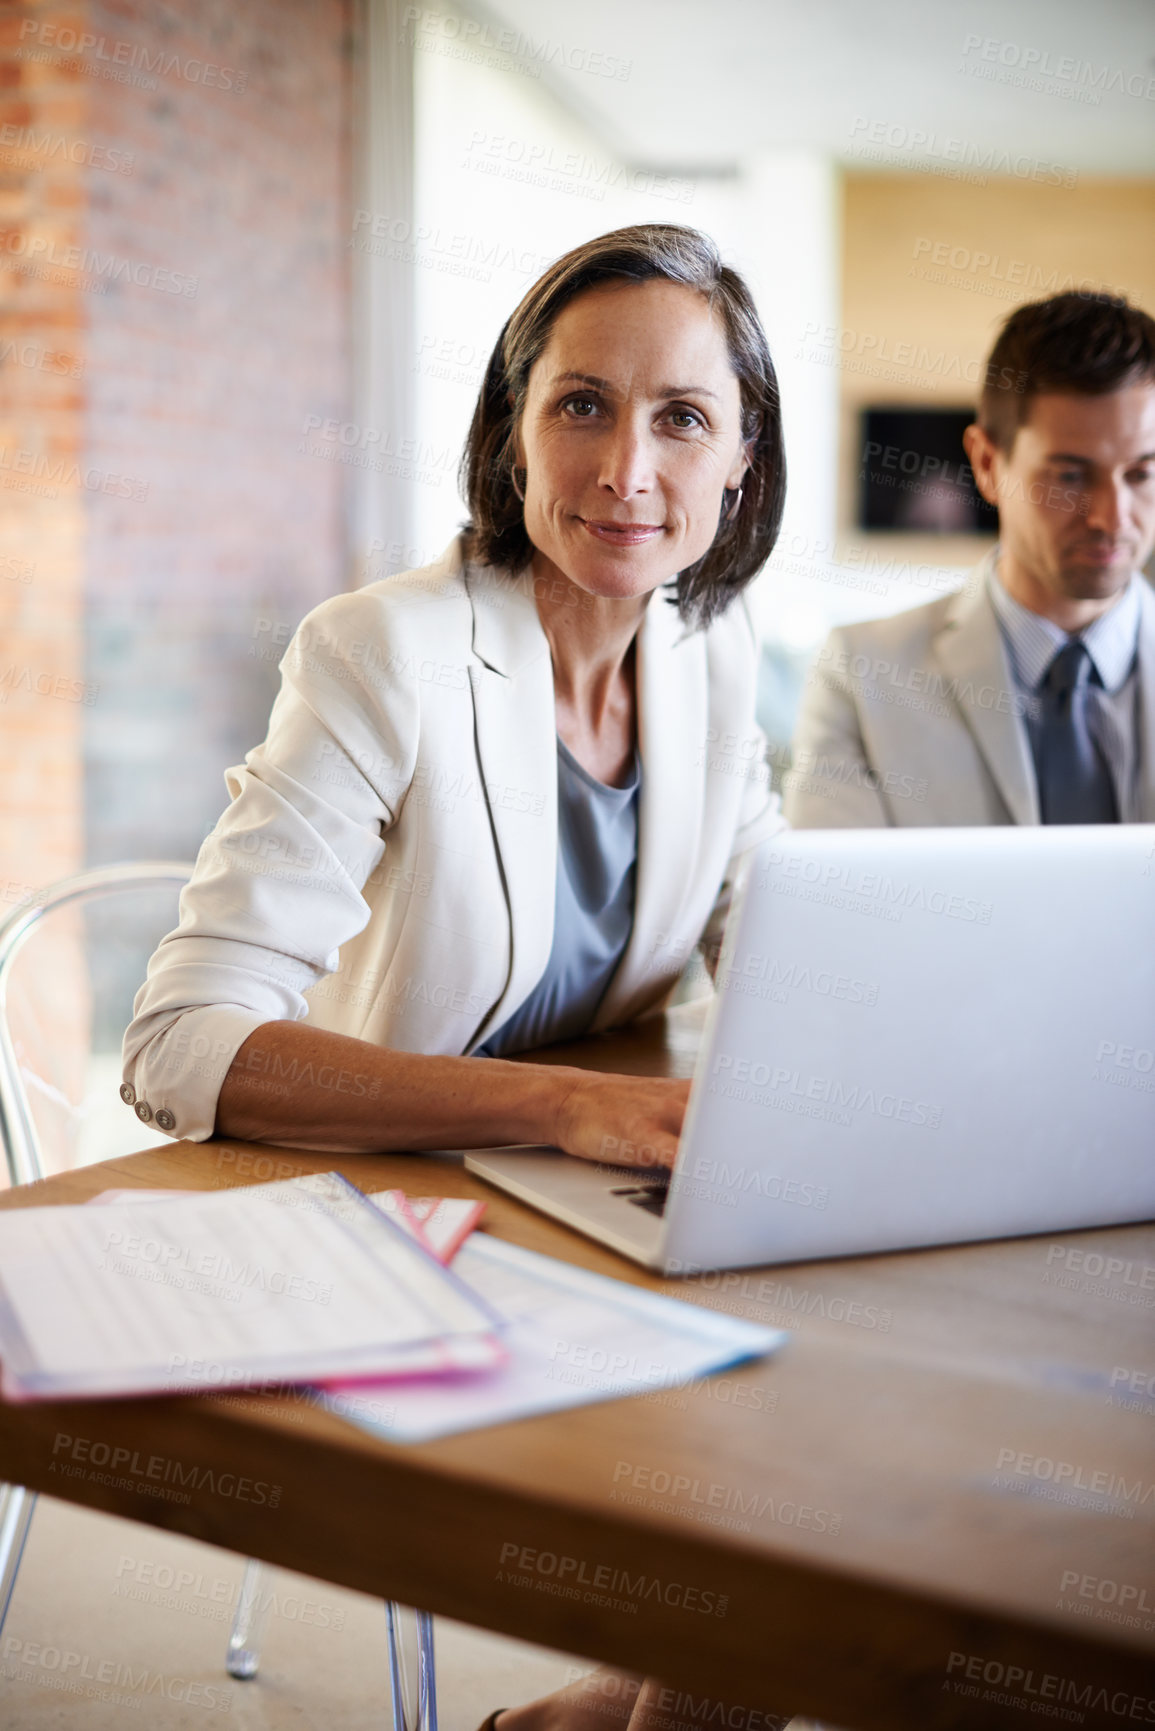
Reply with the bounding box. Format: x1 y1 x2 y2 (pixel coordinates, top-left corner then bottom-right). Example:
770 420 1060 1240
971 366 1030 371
783 561 1155 828
124 538 785 1139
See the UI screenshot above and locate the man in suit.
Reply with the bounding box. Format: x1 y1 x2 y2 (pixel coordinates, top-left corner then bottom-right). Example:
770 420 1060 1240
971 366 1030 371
784 293 1155 827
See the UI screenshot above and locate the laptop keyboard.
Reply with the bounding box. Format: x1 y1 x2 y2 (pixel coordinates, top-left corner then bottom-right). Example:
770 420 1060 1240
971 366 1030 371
614 1184 669 1218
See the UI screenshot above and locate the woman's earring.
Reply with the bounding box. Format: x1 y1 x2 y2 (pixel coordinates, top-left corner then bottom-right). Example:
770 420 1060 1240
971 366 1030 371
723 484 744 524
511 466 527 502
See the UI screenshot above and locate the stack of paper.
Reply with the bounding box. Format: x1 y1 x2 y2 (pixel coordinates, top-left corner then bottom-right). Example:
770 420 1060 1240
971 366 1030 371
0 1172 786 1436
322 1232 785 1443
0 1173 498 1401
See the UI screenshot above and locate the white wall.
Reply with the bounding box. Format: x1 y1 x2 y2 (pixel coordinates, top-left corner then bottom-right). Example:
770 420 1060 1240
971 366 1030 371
406 49 857 674
698 153 843 650
410 46 699 561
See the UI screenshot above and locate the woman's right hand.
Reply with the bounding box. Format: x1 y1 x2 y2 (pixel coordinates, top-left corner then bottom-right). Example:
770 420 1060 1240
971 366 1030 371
549 1070 691 1171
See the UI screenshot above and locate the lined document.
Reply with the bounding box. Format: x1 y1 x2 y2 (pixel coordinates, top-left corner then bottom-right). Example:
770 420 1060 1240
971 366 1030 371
323 1232 786 1442
0 1173 499 1400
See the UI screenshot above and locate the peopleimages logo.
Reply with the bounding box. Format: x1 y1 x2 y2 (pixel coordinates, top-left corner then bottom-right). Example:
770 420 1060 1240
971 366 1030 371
402 8 633 82
611 1461 841 1536
1 1636 231 1712
993 1446 1155 1516
51 1432 281 1509
0 123 135 175
710 1054 943 1129
959 33 1155 101
945 1651 1155 1723
675 1159 829 1210
761 848 993 924
847 117 1076 186
1060 1570 1155 1615
100 1224 335 1306
495 1542 728 1617
722 951 880 1006
0 231 197 296
17 18 247 92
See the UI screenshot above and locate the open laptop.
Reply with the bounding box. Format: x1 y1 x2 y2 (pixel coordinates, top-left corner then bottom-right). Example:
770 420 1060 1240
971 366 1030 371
466 826 1155 1273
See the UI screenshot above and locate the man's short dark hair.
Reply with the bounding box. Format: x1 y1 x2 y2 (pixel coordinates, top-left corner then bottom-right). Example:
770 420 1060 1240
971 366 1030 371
978 292 1155 452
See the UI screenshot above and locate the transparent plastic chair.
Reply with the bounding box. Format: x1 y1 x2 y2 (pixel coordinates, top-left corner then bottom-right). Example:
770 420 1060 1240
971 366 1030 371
0 863 437 1724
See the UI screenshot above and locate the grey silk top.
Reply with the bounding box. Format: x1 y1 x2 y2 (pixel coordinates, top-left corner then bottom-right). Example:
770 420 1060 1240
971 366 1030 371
476 736 641 1057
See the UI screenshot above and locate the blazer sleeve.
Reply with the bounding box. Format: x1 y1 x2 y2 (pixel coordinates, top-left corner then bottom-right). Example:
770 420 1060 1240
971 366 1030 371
782 626 891 828
121 591 421 1142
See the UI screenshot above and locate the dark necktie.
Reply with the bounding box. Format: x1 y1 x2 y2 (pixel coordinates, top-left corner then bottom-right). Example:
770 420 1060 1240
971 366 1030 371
1034 640 1118 824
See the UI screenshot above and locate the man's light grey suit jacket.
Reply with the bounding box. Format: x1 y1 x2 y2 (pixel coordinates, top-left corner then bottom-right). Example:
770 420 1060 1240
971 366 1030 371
783 567 1155 828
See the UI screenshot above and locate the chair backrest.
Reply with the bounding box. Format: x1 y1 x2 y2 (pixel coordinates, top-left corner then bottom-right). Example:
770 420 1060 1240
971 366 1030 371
0 863 194 1188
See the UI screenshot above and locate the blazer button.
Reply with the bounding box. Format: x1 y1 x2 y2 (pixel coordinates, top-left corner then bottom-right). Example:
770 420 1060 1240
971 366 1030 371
155 1108 176 1133
119 1082 136 1106
135 1100 153 1123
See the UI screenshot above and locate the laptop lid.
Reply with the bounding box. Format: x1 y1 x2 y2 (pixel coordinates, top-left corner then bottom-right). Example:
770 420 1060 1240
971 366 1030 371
659 825 1155 1273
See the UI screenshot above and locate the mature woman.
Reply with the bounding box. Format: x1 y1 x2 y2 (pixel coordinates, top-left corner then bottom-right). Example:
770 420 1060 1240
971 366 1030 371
123 223 788 1162
125 223 797 1731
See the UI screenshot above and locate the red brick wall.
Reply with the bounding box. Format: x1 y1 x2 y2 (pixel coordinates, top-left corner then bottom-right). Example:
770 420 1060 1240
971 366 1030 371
0 0 90 908
81 0 352 862
0 1 351 1174
1 0 352 896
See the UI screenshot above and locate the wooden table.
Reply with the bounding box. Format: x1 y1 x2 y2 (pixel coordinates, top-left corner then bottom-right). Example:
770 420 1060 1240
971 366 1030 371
1 1004 1152 1730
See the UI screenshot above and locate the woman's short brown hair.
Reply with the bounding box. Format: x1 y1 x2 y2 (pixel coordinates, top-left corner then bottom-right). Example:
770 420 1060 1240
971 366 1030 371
460 224 786 630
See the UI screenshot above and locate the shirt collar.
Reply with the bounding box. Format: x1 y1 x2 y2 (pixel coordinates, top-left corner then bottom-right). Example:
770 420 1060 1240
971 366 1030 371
987 557 1141 694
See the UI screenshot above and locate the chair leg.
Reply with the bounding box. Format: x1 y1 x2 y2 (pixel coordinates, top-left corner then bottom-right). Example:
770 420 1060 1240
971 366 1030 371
0 1483 37 1640
225 1557 272 1679
387 1602 437 1731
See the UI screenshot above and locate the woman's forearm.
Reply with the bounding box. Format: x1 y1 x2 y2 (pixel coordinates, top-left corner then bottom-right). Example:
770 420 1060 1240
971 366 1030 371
214 1020 689 1166
215 1020 576 1152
